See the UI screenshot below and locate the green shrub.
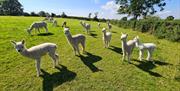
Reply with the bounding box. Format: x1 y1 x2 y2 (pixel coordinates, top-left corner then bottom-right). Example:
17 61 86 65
111 19 180 42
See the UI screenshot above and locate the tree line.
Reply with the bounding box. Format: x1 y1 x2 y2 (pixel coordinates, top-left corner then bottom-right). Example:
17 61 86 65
0 0 105 22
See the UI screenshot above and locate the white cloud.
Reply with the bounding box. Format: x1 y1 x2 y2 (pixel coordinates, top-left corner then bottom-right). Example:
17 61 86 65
100 1 126 19
101 1 119 12
155 10 174 19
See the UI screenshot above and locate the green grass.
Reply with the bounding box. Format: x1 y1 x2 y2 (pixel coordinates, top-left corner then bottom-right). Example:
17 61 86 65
0 16 180 91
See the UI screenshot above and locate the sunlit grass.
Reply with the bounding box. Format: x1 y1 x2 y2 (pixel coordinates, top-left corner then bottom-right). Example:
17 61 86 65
0 16 180 91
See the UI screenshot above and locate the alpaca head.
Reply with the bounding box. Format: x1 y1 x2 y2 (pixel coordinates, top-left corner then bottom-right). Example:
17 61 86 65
80 21 85 25
64 28 71 36
121 33 128 40
133 36 140 42
11 40 26 53
102 28 106 33
62 21 67 28
133 36 140 46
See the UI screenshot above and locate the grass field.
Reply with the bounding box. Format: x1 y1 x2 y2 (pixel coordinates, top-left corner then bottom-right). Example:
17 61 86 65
0 16 180 91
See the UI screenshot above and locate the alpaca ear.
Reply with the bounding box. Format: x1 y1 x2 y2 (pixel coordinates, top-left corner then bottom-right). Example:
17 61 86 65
10 40 16 45
22 40 25 44
136 36 139 39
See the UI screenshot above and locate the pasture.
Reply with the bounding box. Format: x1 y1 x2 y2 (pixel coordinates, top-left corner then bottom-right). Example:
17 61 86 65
0 16 180 91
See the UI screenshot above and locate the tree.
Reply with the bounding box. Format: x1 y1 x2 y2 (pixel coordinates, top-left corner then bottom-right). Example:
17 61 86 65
93 12 99 21
121 17 127 21
166 16 174 21
23 12 30 16
88 13 92 19
38 11 46 17
45 12 50 17
30 12 38 16
116 0 166 30
61 12 67 18
0 0 23 15
51 13 56 17
144 15 160 20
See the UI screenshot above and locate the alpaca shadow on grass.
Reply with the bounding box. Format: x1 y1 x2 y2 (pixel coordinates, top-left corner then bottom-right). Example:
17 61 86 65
56 25 60 27
175 77 180 82
78 52 102 72
89 32 98 38
40 65 77 91
132 59 171 77
37 32 54 36
90 30 96 32
109 46 123 55
174 64 180 82
111 31 117 33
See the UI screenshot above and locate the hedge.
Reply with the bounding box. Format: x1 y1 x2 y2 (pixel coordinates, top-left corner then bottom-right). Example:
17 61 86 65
110 19 180 42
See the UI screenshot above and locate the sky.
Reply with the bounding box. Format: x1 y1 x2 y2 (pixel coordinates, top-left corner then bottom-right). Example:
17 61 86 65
19 0 180 19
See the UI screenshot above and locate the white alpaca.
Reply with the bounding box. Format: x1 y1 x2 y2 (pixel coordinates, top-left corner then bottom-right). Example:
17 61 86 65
62 21 67 28
102 28 112 48
52 20 58 27
121 33 136 62
27 21 48 35
80 21 91 34
49 17 54 22
134 36 156 61
11 40 59 77
43 17 49 21
63 28 86 55
107 22 112 31
98 23 101 28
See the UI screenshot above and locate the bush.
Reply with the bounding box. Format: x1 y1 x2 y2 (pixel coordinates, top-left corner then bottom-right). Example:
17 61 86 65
23 12 30 16
111 19 180 42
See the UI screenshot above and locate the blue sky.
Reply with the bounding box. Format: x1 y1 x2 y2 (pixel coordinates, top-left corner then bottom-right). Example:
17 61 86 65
19 0 180 19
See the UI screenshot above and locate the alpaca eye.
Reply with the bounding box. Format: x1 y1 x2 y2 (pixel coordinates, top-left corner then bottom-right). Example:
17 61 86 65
22 46 24 48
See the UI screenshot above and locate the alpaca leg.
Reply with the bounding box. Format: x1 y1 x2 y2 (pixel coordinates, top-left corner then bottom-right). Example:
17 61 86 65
127 53 131 63
37 28 40 33
146 50 151 61
147 49 153 61
122 50 126 61
86 29 88 34
139 50 144 61
55 53 59 65
108 40 111 47
88 28 90 33
45 26 48 33
28 29 32 35
81 41 86 54
105 41 108 48
35 28 37 34
103 40 106 48
87 29 88 34
73 46 77 55
76 46 80 55
49 52 58 68
35 58 41 77
107 41 109 48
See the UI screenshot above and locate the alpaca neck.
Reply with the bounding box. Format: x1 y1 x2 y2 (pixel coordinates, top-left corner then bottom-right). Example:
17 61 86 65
136 40 142 46
29 25 34 31
66 33 74 44
20 47 31 58
81 23 84 27
121 39 127 48
103 32 106 37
